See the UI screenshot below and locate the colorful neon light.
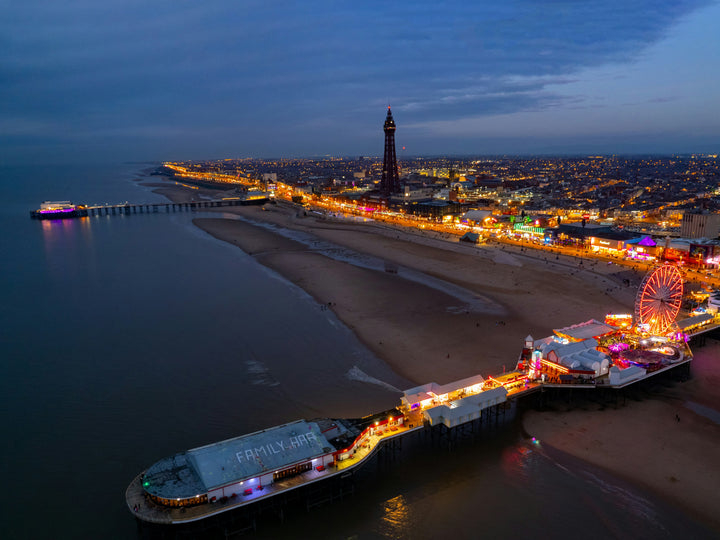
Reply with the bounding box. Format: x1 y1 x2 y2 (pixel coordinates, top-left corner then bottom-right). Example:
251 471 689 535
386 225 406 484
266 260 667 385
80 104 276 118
38 207 76 214
635 264 683 335
540 358 569 373
605 313 633 328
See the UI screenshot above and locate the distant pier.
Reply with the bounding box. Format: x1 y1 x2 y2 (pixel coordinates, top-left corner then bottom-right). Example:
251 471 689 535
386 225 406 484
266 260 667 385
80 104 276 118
30 197 271 219
84 197 270 216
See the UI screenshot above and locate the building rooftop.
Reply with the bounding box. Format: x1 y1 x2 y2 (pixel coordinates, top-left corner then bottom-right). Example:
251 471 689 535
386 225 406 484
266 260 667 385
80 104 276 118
677 313 714 330
143 420 333 499
142 452 206 500
402 374 486 406
422 386 507 428
553 319 617 341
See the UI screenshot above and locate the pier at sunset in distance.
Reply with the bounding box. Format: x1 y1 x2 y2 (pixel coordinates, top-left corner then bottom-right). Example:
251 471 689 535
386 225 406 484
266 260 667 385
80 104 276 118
3 1 720 539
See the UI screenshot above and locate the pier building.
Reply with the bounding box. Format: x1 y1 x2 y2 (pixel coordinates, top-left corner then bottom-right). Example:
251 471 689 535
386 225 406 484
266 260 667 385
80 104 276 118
420 386 508 429
400 373 486 410
142 420 336 508
30 201 88 219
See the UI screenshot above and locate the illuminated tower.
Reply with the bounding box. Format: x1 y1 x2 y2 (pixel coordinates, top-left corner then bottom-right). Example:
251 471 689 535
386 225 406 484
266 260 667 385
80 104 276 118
381 107 401 196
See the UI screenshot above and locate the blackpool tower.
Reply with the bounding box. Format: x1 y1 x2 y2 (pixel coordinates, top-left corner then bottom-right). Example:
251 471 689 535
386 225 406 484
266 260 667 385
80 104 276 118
380 107 401 196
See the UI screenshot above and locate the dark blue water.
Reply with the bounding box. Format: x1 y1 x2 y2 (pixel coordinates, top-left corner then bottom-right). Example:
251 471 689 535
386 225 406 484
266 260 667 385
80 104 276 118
1 164 716 539
0 164 404 539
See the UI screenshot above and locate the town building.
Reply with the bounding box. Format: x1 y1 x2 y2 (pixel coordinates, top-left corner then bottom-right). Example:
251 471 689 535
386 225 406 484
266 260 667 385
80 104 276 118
681 212 720 239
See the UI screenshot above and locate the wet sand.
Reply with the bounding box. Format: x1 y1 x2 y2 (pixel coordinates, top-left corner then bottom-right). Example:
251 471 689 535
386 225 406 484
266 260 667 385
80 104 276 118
192 203 633 385
154 181 719 531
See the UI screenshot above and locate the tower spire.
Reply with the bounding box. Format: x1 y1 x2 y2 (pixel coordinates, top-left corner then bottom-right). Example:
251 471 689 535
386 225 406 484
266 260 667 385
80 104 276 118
381 107 401 196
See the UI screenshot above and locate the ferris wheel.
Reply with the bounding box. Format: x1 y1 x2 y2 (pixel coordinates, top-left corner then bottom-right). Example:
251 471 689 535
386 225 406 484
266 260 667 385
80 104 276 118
635 264 683 335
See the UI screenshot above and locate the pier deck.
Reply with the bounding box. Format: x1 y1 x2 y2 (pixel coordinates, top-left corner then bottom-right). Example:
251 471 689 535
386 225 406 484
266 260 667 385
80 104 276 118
126 355 694 525
127 423 422 525
83 197 269 216
31 197 270 219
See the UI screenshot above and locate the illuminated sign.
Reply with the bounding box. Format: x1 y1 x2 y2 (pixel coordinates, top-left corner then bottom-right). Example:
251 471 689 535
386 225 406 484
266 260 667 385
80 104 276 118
236 431 318 463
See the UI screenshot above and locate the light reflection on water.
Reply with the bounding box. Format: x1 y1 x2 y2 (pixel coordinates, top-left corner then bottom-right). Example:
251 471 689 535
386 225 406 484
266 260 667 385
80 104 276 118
378 495 412 539
247 428 717 540
39 216 96 280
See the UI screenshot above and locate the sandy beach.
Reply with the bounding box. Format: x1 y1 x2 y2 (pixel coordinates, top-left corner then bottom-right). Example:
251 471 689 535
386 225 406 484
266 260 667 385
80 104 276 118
150 179 720 532
192 203 634 383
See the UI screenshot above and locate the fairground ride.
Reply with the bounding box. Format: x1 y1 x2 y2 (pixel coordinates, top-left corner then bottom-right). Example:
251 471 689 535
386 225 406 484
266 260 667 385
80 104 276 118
635 263 683 335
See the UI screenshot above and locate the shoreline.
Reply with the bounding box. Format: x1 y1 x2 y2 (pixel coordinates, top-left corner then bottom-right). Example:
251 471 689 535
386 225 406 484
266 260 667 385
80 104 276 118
148 178 720 533
191 208 634 385
534 434 720 536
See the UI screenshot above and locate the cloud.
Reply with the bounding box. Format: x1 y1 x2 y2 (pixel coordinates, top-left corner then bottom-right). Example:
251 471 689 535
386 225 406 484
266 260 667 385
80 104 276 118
0 0 715 162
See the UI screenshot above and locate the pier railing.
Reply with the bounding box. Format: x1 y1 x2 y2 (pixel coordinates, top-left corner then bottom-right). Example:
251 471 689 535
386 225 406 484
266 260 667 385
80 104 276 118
127 354 694 527
126 421 422 525
83 197 269 216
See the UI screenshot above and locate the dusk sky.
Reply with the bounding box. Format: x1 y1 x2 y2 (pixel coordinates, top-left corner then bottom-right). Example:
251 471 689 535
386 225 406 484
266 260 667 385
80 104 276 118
2 0 719 165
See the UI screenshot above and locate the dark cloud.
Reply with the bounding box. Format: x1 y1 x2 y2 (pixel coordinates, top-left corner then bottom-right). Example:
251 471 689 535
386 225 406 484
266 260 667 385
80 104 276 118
0 0 714 162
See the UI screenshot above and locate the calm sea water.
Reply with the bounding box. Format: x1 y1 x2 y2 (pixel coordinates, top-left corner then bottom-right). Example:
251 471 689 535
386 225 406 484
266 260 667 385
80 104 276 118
0 164 716 539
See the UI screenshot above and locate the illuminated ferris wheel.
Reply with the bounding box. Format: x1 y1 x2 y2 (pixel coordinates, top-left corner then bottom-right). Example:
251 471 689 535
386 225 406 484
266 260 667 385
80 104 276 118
635 264 683 335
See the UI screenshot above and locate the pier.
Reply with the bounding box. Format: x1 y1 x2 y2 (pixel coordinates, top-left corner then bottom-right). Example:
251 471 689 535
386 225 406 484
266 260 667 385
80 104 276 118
30 197 270 219
126 353 694 528
126 422 423 526
84 197 269 216
685 321 720 346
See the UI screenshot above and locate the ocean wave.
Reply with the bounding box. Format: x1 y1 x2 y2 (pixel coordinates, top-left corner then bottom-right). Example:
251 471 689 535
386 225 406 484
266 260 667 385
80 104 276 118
234 214 505 315
246 359 280 387
346 365 401 393
685 401 720 425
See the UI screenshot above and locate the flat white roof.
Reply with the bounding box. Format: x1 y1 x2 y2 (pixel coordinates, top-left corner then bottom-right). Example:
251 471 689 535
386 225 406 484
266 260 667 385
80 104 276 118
462 209 492 221
402 374 485 405
423 386 508 426
610 365 646 380
677 313 714 329
554 319 616 340
187 420 332 491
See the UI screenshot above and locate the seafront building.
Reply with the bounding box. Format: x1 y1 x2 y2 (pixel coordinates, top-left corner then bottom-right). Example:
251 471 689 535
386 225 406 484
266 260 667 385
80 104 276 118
159 148 720 271
681 212 720 239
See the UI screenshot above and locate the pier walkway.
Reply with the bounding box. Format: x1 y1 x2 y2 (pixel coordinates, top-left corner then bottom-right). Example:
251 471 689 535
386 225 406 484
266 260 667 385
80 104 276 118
84 197 269 216
686 321 720 337
126 355 694 526
126 422 422 525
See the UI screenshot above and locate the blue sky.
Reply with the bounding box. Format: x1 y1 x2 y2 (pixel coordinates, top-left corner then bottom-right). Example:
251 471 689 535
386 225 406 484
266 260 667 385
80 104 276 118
1 0 718 164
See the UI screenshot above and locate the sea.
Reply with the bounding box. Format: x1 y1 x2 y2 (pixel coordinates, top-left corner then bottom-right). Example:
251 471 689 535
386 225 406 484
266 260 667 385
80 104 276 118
1 163 717 539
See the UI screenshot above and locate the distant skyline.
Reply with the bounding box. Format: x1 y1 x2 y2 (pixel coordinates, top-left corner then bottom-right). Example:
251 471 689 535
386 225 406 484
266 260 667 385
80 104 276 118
1 1 719 166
